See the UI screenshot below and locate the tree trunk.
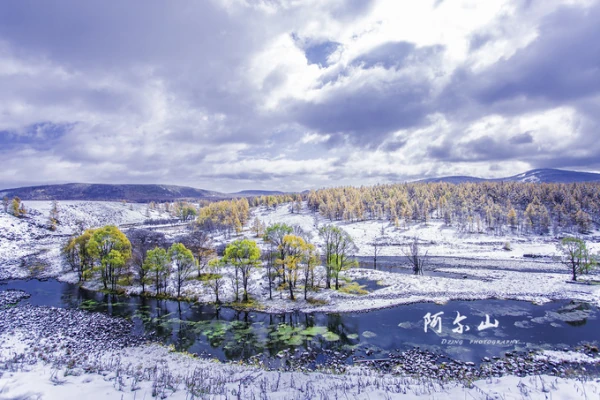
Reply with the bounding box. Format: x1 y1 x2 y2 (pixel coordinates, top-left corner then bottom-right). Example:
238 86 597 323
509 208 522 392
268 266 272 300
242 269 249 302
304 271 309 300
288 271 295 300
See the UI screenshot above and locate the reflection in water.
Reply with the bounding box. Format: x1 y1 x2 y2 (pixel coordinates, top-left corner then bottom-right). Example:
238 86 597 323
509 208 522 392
2 278 599 365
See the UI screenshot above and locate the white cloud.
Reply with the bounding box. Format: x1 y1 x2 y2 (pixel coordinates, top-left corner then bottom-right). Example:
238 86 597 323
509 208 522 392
0 0 598 191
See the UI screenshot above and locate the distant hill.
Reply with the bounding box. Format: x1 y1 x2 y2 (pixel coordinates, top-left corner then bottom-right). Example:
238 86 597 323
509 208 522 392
417 175 486 184
419 168 600 184
229 190 286 197
0 183 223 202
502 169 600 183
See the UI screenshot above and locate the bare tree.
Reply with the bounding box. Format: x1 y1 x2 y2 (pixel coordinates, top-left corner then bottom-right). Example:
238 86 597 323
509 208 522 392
370 235 387 270
402 237 428 275
177 228 215 275
127 229 167 293
263 243 277 300
206 259 226 304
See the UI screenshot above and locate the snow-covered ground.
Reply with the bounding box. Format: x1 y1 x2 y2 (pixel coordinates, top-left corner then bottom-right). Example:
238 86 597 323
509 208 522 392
2 334 599 400
251 204 600 259
237 204 600 311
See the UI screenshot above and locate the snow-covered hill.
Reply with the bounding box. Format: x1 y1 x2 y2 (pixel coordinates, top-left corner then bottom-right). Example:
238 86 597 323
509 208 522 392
419 168 600 184
0 201 171 279
0 183 221 201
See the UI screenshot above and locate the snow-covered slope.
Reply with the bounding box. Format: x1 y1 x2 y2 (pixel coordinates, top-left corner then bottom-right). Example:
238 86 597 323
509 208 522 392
249 203 600 260
419 168 600 184
0 201 170 279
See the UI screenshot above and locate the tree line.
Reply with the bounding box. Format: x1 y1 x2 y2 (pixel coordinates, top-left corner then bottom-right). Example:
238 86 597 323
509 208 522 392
63 222 359 303
306 182 600 235
63 226 215 298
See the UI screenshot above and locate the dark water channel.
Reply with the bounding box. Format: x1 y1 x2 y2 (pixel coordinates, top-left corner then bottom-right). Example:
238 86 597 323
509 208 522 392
2 279 599 366
356 255 485 280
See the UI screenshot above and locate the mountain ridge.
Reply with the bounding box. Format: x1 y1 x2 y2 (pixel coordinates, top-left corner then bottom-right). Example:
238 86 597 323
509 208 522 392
0 183 223 202
2 168 600 201
418 168 600 184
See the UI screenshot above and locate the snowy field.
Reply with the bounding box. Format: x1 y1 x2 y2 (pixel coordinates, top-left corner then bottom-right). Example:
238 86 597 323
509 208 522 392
2 332 599 400
251 204 600 260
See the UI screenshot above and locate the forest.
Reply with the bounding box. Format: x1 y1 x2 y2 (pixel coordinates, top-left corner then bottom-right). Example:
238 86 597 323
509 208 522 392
132 182 600 238
305 182 599 235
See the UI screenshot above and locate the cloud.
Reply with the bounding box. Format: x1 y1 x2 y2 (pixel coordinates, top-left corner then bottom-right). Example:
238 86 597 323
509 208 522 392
0 0 599 191
446 2 600 113
509 132 534 145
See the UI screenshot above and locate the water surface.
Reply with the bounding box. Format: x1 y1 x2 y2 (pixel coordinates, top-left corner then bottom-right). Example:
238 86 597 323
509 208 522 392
2 278 598 365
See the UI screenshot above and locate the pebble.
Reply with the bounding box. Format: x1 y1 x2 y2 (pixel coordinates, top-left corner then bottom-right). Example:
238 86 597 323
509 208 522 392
0 289 30 307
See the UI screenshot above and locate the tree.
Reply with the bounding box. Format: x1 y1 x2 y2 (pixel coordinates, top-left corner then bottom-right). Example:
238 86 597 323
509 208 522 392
63 229 95 282
11 197 25 217
144 247 169 296
262 242 277 300
318 224 339 289
403 237 428 275
127 229 166 294
539 205 551 234
224 239 261 302
507 208 518 231
169 242 196 298
370 235 387 270
178 203 198 222
251 217 265 237
319 225 357 289
48 200 60 231
2 196 8 213
575 210 592 233
87 226 132 291
264 223 293 283
177 229 215 275
278 235 307 300
329 229 358 290
302 243 319 300
443 210 452 226
557 237 597 281
206 258 226 304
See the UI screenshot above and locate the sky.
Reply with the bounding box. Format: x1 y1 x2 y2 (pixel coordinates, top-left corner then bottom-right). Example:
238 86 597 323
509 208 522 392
0 0 599 192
